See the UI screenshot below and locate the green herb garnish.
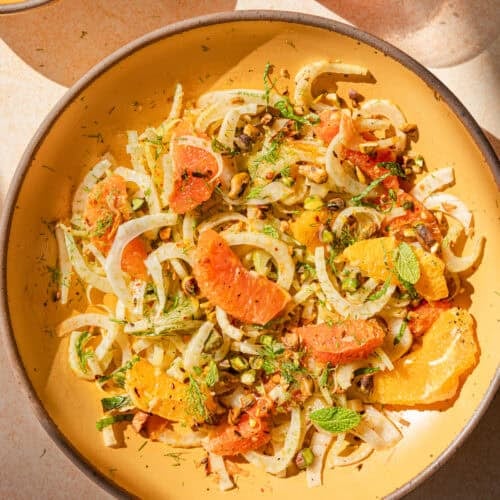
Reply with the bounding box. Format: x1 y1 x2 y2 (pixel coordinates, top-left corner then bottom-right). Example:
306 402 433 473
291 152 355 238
205 360 219 388
186 376 208 421
395 242 420 284
262 224 279 239
211 137 239 157
101 395 131 412
351 173 390 206
353 366 381 376
96 413 134 431
367 277 391 301
394 319 408 345
275 98 319 127
378 161 406 178
75 331 94 374
98 355 140 387
309 407 362 433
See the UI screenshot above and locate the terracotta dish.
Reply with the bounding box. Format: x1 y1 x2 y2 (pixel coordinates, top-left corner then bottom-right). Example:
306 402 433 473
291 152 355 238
0 11 498 499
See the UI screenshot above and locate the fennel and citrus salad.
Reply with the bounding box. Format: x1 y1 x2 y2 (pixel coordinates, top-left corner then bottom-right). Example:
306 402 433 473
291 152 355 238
54 60 482 490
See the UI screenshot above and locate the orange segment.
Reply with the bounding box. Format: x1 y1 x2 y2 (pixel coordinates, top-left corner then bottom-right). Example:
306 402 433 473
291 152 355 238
125 359 214 426
193 230 290 325
290 209 329 252
338 237 448 301
168 120 218 214
296 319 385 364
368 308 478 405
121 237 149 281
313 109 340 144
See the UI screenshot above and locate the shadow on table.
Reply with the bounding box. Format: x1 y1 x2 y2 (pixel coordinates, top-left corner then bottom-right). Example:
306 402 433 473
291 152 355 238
406 389 500 499
0 0 236 87
318 0 499 68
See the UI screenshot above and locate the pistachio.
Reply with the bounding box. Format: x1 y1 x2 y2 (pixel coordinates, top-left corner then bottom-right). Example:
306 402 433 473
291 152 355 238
181 275 199 296
234 133 253 152
298 163 328 184
401 122 418 133
243 123 261 139
327 198 345 211
204 330 223 352
228 172 250 199
348 88 363 103
260 113 273 126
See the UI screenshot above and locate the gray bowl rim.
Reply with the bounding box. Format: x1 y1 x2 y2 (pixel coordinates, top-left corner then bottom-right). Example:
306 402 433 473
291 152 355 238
0 9 498 500
0 0 51 14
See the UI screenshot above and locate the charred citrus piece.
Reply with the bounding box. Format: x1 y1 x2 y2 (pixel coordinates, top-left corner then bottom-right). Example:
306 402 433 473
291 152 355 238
408 300 452 337
368 308 478 405
313 109 341 144
296 319 385 364
193 229 290 325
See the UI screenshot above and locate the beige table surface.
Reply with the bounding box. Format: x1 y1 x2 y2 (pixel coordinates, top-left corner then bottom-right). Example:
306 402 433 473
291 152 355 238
0 1 498 498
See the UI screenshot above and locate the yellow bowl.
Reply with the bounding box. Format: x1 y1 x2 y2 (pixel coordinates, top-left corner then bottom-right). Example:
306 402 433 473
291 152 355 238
1 11 499 499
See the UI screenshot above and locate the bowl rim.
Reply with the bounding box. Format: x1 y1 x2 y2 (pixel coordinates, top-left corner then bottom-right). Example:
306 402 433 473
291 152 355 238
0 0 52 14
0 9 498 500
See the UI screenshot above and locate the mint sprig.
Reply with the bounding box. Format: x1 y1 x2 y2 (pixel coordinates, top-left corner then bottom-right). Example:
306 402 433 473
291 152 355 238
309 406 362 433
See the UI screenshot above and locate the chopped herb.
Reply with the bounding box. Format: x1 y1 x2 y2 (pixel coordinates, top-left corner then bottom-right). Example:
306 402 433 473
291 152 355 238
274 98 320 127
378 161 406 178
246 186 264 200
262 225 279 239
186 376 208 421
132 198 145 211
301 262 317 278
350 173 390 206
249 132 284 178
83 132 104 143
75 331 94 374
138 441 148 452
394 319 408 345
205 360 219 387
109 318 127 325
388 189 397 201
281 360 304 385
211 137 239 157
402 201 414 211
192 366 202 376
353 366 380 376
98 355 140 387
309 406 362 433
165 452 186 467
319 363 332 388
101 395 131 411
367 277 391 301
259 338 285 375
91 214 113 237
95 413 134 431
395 242 420 285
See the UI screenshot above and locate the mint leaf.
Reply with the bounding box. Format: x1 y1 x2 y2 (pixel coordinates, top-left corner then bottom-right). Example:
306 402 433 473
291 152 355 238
309 406 362 433
395 242 420 284
205 360 219 388
378 161 406 178
353 366 380 376
394 319 408 345
367 277 391 301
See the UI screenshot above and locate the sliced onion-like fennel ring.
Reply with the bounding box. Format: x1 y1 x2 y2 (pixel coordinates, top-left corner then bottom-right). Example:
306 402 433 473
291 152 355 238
381 317 413 362
329 441 373 467
330 206 383 237
197 212 249 234
326 114 366 195
171 135 224 183
105 213 177 308
315 246 395 319
441 221 484 273
215 306 243 341
306 431 333 488
351 405 402 451
57 312 114 338
244 406 302 475
423 192 472 232
61 227 112 294
114 166 161 214
230 340 261 356
246 181 293 206
68 330 98 380
145 242 193 315
95 300 126 362
217 105 257 149
182 213 197 249
222 232 295 290
208 452 235 492
166 82 184 122
410 166 455 201
126 130 147 174
183 321 214 372
294 60 369 107
55 224 72 305
157 429 207 448
196 102 257 133
71 156 112 227
160 154 174 208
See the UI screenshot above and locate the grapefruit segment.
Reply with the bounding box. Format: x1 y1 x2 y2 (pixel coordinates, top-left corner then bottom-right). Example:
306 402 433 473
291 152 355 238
296 319 385 364
193 229 290 325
